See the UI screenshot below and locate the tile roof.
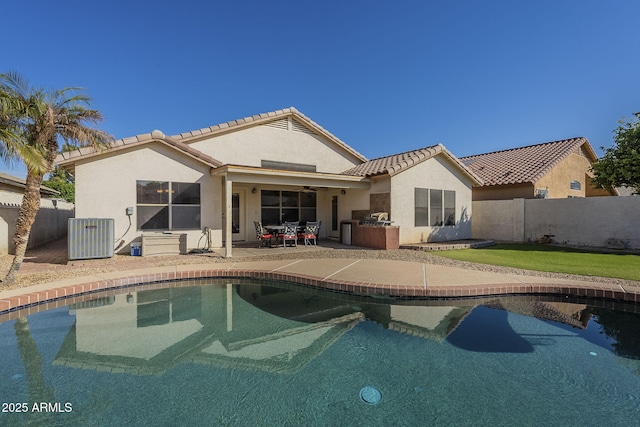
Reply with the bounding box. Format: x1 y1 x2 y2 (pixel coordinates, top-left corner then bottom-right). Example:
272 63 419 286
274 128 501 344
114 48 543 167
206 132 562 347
56 107 367 168
57 130 223 169
0 171 59 196
341 144 483 184
459 137 596 186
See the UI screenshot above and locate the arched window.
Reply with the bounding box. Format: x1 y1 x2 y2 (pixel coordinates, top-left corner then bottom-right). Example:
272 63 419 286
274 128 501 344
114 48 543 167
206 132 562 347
570 180 581 191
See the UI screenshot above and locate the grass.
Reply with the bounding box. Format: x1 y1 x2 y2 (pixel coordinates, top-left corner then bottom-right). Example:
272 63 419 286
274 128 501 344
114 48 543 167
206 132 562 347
432 243 640 281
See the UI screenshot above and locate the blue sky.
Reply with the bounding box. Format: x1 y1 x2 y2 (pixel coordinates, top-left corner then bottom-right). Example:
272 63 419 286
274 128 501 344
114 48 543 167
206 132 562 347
2 0 639 179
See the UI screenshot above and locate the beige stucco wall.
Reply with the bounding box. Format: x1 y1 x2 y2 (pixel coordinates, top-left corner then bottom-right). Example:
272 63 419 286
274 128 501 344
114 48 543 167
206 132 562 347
341 189 370 217
0 204 19 254
74 143 220 252
472 184 533 201
472 197 640 249
536 152 595 198
472 199 522 241
189 120 361 173
390 156 474 244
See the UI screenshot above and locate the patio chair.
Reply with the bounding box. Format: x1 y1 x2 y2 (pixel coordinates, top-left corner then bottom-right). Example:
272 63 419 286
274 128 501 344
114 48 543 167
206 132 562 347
280 222 299 248
254 221 274 247
299 221 319 246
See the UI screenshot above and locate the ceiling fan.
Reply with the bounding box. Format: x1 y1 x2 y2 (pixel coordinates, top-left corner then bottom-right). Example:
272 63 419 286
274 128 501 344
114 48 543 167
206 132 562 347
291 186 320 193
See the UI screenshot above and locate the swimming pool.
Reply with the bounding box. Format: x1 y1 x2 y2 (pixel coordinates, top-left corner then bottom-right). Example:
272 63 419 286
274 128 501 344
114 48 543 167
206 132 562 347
1 279 639 426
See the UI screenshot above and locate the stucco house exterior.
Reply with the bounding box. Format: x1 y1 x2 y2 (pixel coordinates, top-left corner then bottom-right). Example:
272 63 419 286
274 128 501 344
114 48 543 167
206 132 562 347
55 107 480 257
341 145 481 244
460 137 618 201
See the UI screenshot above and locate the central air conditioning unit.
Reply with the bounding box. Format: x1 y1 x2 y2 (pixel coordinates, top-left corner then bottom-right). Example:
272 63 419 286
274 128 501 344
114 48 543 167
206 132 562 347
68 218 115 260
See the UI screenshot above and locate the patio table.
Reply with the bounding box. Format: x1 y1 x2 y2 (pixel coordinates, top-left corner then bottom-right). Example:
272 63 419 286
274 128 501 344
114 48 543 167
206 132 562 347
264 225 303 247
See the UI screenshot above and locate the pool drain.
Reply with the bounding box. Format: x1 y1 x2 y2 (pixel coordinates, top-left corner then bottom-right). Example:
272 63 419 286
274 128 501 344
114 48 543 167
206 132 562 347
360 386 382 405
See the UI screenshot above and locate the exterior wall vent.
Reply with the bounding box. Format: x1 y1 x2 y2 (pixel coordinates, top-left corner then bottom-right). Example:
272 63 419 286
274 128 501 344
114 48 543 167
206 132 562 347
68 218 115 260
291 118 315 135
266 118 289 130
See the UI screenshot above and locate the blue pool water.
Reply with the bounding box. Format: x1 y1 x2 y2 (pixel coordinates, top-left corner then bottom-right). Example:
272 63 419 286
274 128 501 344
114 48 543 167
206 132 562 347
1 279 639 426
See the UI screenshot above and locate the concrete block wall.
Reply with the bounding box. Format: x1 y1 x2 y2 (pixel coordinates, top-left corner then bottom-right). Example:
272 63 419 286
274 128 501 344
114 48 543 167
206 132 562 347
0 199 75 255
472 197 640 250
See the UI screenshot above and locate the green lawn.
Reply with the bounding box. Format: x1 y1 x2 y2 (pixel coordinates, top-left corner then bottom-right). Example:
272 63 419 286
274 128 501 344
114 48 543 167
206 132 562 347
433 243 640 281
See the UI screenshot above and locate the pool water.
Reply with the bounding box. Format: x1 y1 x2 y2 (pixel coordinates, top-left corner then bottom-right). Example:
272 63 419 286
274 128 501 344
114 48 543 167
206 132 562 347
1 279 639 426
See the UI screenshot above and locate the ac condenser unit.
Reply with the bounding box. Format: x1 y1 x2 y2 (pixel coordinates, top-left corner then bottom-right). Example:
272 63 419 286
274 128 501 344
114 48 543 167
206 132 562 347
68 218 115 260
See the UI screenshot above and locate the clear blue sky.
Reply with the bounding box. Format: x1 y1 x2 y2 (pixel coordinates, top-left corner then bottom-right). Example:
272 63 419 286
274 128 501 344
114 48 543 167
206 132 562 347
2 0 639 179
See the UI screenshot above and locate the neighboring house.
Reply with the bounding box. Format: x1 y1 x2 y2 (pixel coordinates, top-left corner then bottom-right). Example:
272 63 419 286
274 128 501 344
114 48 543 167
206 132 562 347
0 171 74 255
0 171 60 203
460 137 618 201
55 107 480 256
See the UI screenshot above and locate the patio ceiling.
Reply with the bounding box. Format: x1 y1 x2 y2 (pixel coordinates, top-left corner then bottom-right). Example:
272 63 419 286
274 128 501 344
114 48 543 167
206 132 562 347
211 165 371 189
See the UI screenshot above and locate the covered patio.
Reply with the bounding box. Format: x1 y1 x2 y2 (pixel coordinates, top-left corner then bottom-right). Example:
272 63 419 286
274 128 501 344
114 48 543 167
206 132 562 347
213 165 370 257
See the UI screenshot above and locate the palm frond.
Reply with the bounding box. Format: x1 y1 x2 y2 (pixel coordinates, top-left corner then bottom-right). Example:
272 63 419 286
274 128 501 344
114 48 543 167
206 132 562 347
1 70 113 171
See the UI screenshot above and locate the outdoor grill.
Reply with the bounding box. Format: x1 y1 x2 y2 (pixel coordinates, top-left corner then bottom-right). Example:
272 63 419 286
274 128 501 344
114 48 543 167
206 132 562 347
360 212 392 226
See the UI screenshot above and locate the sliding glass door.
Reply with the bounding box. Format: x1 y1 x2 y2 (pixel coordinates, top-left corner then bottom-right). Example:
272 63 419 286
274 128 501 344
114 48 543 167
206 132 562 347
261 190 316 225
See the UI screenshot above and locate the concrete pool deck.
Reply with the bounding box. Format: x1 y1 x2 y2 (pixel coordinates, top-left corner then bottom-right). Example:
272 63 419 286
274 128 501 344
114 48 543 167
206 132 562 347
1 239 639 317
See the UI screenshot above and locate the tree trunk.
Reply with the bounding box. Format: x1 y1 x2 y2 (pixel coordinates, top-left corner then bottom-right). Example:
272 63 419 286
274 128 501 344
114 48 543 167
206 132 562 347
3 169 44 283
14 317 56 403
3 142 56 284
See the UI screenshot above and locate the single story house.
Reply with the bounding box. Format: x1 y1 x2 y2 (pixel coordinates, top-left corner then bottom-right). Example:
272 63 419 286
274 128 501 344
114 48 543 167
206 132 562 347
460 137 618 201
0 171 60 202
55 107 481 257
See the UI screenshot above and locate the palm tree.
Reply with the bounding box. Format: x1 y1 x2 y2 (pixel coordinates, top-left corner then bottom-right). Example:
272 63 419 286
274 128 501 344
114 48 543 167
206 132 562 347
0 71 112 283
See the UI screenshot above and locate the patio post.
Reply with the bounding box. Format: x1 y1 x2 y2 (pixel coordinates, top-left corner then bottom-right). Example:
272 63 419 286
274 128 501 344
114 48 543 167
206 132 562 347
224 175 233 258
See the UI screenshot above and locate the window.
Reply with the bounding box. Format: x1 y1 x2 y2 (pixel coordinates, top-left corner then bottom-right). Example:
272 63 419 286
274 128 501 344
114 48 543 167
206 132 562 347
300 192 317 223
261 190 316 225
444 190 456 226
415 188 429 226
136 181 201 230
136 287 201 328
415 188 456 227
570 180 581 191
430 189 443 226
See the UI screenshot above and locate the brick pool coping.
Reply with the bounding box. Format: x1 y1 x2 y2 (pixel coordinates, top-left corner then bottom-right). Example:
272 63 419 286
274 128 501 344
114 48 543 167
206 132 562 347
2 265 639 320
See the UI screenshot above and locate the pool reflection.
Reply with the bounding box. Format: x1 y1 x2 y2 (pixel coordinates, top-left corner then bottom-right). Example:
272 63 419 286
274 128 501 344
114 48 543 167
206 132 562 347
446 306 535 353
52 282 640 378
5 280 640 426
56 284 364 375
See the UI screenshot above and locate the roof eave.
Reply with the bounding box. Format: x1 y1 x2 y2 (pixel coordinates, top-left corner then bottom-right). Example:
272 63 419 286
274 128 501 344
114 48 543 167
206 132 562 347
436 146 484 186
55 132 223 170
211 164 371 189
